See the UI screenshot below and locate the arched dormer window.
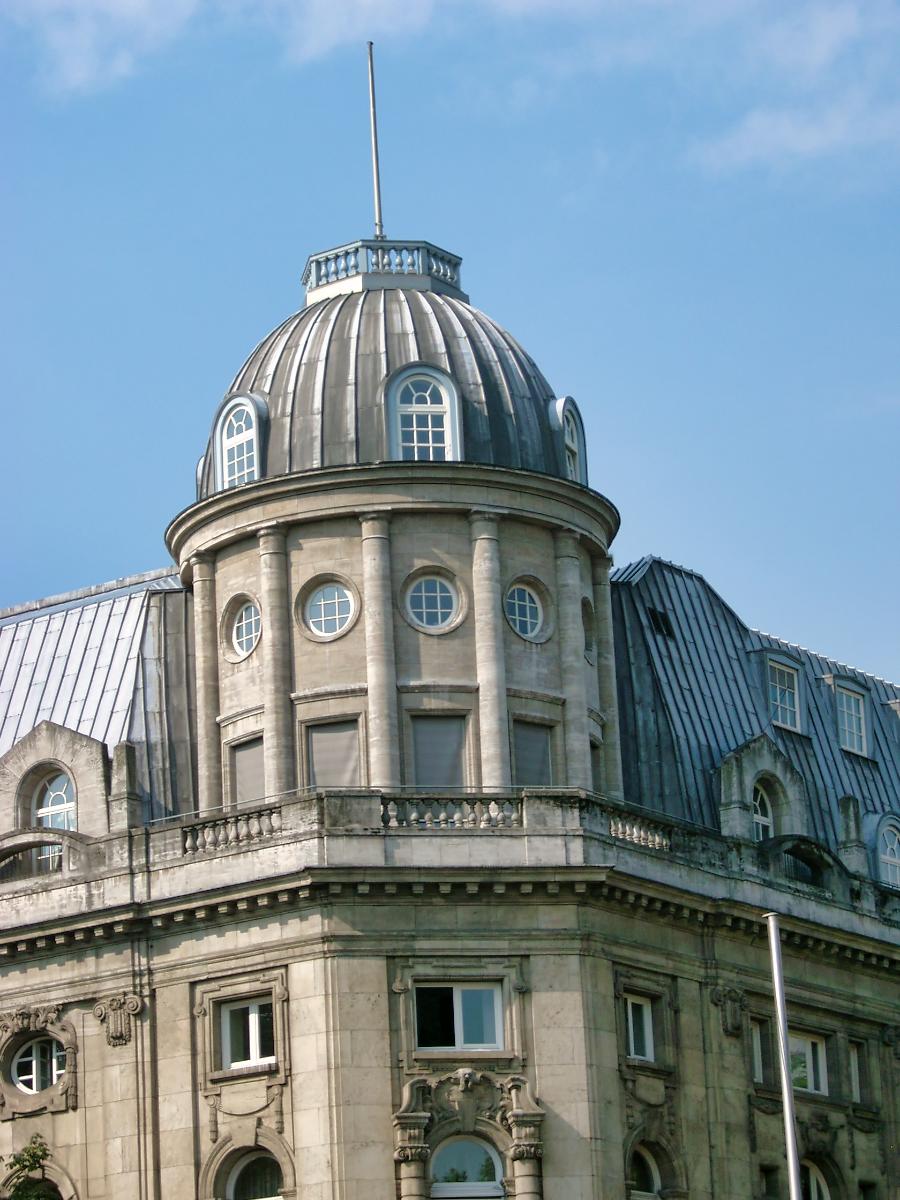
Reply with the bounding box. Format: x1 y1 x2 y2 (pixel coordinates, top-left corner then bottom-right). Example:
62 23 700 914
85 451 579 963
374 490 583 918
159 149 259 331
32 770 76 873
752 782 774 841
550 397 588 485
213 395 268 491
879 821 900 887
389 366 462 463
430 1137 503 1198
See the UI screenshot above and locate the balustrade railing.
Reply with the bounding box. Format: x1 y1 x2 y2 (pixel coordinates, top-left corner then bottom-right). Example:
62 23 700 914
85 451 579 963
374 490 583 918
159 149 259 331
183 805 282 855
606 811 672 852
382 794 521 830
303 240 462 293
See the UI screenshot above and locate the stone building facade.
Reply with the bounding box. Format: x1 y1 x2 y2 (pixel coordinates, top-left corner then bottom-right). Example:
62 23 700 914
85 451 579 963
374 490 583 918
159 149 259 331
0 235 897 1200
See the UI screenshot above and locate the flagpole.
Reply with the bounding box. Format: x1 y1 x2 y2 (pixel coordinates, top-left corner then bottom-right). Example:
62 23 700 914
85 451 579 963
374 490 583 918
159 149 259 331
764 911 802 1200
367 42 385 240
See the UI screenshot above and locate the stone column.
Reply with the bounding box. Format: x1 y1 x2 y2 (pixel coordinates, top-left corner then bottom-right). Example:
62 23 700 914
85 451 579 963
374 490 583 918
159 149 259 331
591 553 624 800
554 531 591 789
258 525 294 799
470 512 512 790
191 554 222 812
360 514 401 788
394 1150 430 1200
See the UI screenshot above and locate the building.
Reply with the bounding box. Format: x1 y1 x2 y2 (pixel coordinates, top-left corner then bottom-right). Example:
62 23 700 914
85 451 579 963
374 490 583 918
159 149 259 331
0 231 898 1200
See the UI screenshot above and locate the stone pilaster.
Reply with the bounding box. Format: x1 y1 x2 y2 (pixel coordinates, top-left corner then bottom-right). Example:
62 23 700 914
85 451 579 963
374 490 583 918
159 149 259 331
591 553 623 800
470 512 512 790
191 554 222 812
554 531 591 789
360 513 400 788
257 526 294 799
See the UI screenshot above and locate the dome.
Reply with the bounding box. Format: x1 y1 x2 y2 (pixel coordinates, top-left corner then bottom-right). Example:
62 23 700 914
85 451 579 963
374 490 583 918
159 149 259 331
197 239 586 498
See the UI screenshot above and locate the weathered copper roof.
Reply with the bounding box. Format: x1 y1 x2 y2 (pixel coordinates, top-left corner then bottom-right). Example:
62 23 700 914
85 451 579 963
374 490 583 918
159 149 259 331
197 287 568 498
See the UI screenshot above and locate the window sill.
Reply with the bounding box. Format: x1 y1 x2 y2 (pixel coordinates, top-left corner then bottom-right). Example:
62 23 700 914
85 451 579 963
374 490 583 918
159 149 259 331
412 1049 517 1064
622 1057 673 1078
209 1061 278 1084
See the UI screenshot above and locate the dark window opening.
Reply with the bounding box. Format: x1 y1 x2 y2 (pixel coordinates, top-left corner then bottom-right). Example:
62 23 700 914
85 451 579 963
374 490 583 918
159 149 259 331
647 608 675 639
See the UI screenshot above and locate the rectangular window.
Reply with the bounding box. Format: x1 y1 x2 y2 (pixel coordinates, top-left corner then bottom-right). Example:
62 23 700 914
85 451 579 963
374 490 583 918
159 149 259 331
836 687 866 755
307 720 360 787
751 1019 767 1084
232 736 264 804
220 998 275 1069
411 715 466 789
414 984 502 1051
760 1167 780 1198
590 741 604 795
849 1040 864 1103
768 661 800 730
625 994 654 1061
789 1032 828 1094
512 720 552 787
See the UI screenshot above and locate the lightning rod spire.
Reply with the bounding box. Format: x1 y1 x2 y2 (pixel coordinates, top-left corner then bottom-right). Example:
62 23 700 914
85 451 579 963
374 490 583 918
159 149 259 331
367 42 385 240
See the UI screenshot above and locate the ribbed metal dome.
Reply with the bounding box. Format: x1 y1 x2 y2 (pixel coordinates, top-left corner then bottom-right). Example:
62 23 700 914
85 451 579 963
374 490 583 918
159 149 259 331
197 287 570 498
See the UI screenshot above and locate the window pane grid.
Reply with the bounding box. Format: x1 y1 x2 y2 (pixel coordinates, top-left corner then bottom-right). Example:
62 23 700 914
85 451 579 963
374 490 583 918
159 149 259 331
14 1038 66 1092
306 584 353 636
505 585 542 638
408 578 455 628
752 785 773 841
836 688 865 754
222 404 259 488
768 663 799 728
880 825 900 886
233 602 261 655
397 376 451 462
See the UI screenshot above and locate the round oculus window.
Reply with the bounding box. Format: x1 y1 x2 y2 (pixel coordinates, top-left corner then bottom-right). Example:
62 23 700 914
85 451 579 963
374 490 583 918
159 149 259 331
505 584 543 639
232 602 261 656
305 583 354 637
406 576 457 629
13 1037 66 1093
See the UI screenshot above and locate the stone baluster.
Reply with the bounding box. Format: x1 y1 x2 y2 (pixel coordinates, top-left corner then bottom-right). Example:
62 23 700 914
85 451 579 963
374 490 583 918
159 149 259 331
554 531 591 789
470 512 512 790
257 526 295 800
191 554 222 812
591 553 624 801
360 514 401 788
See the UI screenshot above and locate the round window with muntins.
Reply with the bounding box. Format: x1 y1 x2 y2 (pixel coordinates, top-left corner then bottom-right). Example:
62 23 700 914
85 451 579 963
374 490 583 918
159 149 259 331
407 577 456 628
13 1037 66 1093
505 584 542 639
232 602 261 656
305 583 354 637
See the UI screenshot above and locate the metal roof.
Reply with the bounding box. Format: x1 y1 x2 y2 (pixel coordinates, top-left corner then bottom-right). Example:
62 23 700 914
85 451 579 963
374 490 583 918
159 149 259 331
611 556 900 845
197 288 569 497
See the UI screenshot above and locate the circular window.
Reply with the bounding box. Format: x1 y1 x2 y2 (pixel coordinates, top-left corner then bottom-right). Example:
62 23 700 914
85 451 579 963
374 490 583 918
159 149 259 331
305 582 355 638
505 584 543 639
13 1037 66 1093
407 576 457 629
232 602 261 657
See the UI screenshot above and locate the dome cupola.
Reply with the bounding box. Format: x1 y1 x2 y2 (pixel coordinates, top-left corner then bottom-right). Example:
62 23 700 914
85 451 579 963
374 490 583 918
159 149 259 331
196 237 588 499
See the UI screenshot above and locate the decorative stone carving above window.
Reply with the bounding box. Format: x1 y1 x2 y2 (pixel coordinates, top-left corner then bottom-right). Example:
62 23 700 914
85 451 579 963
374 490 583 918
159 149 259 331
710 986 747 1037
0 1003 77 1120
93 993 144 1047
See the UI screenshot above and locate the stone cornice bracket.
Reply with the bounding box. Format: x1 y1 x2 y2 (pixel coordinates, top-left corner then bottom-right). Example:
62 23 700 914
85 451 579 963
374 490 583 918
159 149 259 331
503 1075 545 1159
710 985 747 1037
92 992 144 1047
393 1076 432 1162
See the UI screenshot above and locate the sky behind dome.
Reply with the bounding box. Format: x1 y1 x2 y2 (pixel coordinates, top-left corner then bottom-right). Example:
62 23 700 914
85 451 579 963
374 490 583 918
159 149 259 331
2 0 899 680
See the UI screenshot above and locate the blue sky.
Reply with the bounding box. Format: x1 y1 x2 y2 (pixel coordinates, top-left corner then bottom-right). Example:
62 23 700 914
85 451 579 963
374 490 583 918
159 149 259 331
2 1 899 680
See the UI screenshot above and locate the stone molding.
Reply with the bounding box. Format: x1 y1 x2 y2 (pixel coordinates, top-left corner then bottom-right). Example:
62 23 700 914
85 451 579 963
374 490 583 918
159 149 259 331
0 1003 77 1120
92 992 144 1047
710 985 747 1037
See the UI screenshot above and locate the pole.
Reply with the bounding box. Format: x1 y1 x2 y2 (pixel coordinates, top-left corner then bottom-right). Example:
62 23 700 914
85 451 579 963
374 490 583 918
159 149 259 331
764 912 802 1200
367 41 385 239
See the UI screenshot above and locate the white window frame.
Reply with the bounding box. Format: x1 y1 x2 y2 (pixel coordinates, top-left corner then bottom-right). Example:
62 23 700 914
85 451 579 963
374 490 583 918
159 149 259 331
789 1031 828 1095
879 822 900 888
848 1040 863 1103
12 1036 67 1093
390 366 462 463
800 1161 830 1200
216 397 260 490
836 685 866 755
430 1137 504 1198
220 997 276 1070
225 1151 283 1200
768 660 800 731
625 994 654 1062
232 600 261 657
630 1145 662 1199
414 983 503 1052
751 1019 765 1083
752 784 774 842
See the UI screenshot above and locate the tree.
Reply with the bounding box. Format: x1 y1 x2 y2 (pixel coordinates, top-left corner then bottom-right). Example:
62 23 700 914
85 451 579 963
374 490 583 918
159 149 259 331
0 1134 58 1199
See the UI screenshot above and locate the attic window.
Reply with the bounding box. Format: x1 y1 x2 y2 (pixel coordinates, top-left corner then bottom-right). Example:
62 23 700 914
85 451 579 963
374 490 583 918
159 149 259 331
648 608 675 639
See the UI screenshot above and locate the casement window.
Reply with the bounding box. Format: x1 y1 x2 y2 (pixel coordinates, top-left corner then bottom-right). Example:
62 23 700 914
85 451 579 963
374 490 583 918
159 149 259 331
836 686 866 755
512 720 552 787
411 715 466 790
12 1037 66 1092
414 984 503 1051
789 1032 828 1095
751 1019 767 1084
232 737 264 805
848 1040 867 1104
32 770 76 873
752 784 774 841
307 720 360 788
390 368 462 463
219 400 259 489
220 998 276 1070
880 823 900 887
768 660 800 730
625 994 654 1062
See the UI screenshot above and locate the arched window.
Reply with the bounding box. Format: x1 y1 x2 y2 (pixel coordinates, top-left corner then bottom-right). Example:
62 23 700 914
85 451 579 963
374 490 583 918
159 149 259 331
879 821 900 887
390 367 462 463
752 782 774 842
800 1161 830 1200
33 771 76 872
551 397 587 485
629 1145 661 1198
430 1138 503 1198
225 1151 283 1200
219 399 259 489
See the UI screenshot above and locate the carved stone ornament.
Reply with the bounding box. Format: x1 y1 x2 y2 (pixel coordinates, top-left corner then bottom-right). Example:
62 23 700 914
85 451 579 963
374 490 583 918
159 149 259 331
92 993 144 1047
710 986 747 1037
0 1002 78 1121
798 1110 840 1158
881 1025 900 1061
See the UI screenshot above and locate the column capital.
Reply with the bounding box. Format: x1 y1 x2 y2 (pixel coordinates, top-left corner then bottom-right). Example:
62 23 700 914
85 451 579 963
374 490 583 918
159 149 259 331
591 552 613 583
189 553 215 583
359 511 392 537
256 524 287 553
469 510 500 538
553 529 581 559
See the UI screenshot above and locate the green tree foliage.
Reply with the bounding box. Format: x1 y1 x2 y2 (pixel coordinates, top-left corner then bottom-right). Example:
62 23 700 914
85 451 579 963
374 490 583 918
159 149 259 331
0 1134 58 1199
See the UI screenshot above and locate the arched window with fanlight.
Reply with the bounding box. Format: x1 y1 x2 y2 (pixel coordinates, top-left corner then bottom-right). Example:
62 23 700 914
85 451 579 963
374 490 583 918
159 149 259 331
389 366 462 463
430 1137 504 1198
550 397 588 485
879 820 900 887
628 1145 661 1199
214 395 267 490
32 769 76 873
752 781 775 842
225 1151 283 1200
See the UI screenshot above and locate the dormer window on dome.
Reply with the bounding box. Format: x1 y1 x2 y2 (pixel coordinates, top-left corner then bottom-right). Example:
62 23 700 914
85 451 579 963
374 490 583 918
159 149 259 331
217 398 259 489
389 366 462 463
551 397 587 485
